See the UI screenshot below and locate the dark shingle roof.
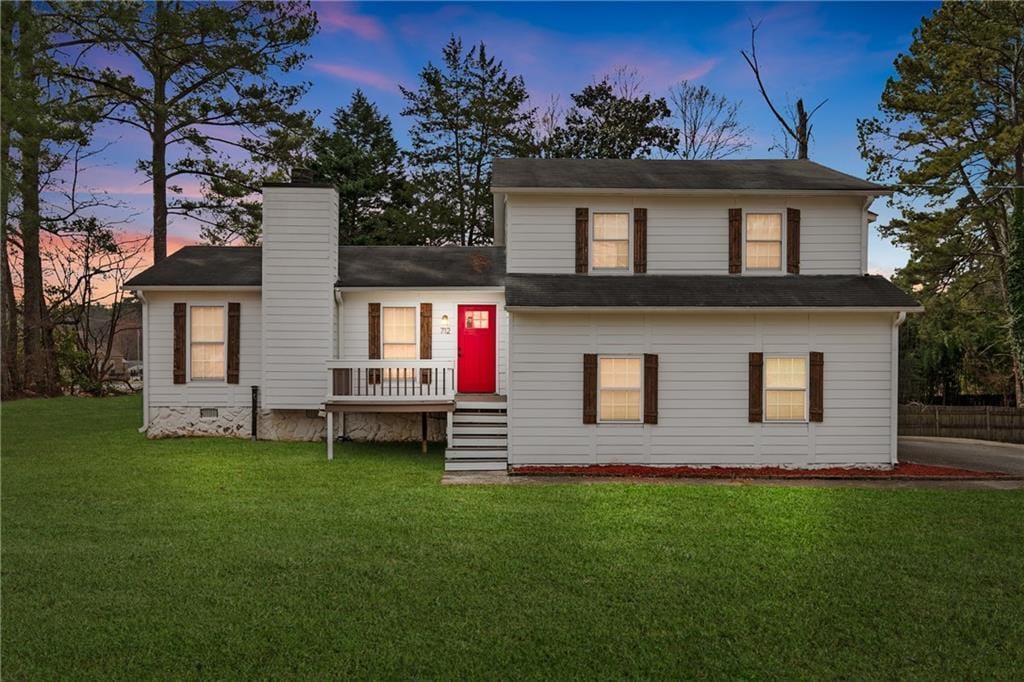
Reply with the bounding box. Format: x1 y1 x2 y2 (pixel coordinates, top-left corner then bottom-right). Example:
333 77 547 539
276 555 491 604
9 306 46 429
505 274 921 310
126 245 507 288
336 246 505 287
124 246 262 287
491 158 887 193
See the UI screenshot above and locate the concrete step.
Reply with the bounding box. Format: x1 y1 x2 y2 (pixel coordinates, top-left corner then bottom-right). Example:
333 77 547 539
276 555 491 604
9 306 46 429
451 424 507 436
444 458 508 472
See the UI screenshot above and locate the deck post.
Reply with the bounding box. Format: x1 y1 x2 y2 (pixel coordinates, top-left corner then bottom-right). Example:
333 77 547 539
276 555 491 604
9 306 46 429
326 410 334 461
421 412 428 454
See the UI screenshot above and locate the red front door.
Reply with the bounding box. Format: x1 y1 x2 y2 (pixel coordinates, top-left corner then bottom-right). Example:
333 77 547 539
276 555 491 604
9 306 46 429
457 304 496 393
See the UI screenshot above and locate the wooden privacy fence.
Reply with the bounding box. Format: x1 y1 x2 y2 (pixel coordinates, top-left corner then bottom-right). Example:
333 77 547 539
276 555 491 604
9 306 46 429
899 405 1024 444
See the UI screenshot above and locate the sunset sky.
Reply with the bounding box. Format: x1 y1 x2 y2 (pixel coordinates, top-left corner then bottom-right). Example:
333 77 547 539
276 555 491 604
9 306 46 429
71 1 940 279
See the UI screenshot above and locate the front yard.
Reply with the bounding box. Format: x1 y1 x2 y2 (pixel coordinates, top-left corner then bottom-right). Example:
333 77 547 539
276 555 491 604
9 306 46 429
3 395 1023 678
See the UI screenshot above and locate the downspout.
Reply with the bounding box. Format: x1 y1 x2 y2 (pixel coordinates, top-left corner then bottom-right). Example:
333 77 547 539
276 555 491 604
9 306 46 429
136 290 149 433
861 196 872 275
333 287 344 441
890 311 907 465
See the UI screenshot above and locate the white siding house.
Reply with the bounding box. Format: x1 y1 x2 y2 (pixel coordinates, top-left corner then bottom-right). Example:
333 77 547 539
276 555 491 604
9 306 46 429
505 194 868 275
508 311 898 467
126 158 920 471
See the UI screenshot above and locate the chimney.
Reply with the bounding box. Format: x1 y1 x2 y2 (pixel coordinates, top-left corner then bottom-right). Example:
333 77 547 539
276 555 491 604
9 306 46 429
260 177 339 410
290 166 316 184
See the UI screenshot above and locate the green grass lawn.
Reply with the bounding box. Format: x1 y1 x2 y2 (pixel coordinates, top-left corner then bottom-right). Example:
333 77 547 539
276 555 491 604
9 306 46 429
3 395 1023 679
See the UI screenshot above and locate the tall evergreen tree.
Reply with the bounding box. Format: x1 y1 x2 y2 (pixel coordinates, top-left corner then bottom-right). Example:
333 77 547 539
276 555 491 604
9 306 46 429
56 1 318 257
858 1 1024 402
310 90 417 245
2 1 100 396
542 73 677 159
401 37 535 245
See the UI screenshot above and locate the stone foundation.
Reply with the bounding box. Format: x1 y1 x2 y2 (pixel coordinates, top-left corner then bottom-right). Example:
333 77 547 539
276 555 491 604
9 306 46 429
147 405 447 442
343 412 447 442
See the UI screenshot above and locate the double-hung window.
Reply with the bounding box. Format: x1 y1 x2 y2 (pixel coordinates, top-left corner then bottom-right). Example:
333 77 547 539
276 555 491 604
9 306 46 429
745 213 783 270
592 213 630 271
765 356 807 421
598 356 642 422
190 305 225 381
382 306 417 380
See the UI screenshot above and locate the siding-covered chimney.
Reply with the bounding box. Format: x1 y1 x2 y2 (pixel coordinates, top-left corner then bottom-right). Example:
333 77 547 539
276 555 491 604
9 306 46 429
261 173 339 410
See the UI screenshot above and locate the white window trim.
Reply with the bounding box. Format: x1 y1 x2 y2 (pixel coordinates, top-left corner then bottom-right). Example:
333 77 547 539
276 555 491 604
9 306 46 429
742 208 786 275
590 210 633 274
763 354 809 423
596 354 644 424
187 302 227 383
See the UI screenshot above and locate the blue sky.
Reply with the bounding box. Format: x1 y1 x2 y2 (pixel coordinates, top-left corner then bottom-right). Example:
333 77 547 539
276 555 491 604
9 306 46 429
86 1 940 274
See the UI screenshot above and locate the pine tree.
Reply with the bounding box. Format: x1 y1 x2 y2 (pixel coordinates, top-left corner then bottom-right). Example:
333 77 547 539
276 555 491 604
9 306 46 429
310 90 417 245
402 38 535 245
56 1 318 257
542 72 677 159
858 1 1024 403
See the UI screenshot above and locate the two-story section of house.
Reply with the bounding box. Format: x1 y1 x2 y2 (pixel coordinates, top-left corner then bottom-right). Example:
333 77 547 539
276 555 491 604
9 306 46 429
493 158 920 471
125 158 921 472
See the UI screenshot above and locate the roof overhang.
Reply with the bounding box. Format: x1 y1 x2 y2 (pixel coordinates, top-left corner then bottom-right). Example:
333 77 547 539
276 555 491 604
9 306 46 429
492 187 892 197
335 286 505 292
506 305 923 314
125 285 262 292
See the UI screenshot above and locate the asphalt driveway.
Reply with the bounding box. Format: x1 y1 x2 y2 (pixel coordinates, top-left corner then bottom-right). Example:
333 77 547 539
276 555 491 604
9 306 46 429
899 437 1024 475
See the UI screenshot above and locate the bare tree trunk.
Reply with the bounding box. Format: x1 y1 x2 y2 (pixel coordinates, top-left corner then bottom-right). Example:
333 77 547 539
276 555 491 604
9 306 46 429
150 1 169 262
795 100 809 160
151 117 167 262
19 134 57 395
0 89 21 397
15 3 58 396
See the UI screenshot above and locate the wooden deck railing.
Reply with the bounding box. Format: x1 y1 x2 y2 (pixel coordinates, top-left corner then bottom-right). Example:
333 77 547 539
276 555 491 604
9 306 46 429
326 360 456 402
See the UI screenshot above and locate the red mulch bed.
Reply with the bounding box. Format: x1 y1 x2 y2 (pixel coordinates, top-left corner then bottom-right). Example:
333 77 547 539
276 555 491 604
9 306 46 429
510 462 1012 480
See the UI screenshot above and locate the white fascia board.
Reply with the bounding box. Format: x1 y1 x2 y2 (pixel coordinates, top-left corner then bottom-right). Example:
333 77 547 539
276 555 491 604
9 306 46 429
335 286 505 293
491 187 893 197
125 285 261 292
505 303 929 311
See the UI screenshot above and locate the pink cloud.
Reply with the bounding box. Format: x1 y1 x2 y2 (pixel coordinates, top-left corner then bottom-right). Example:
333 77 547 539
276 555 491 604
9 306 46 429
312 62 401 93
318 3 385 41
73 165 204 199
678 58 719 83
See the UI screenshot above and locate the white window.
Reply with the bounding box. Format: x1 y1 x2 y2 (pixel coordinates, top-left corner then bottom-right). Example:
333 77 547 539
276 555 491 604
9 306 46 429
592 213 630 270
190 305 225 381
746 213 783 270
765 356 807 421
465 310 489 329
598 356 642 422
382 306 417 380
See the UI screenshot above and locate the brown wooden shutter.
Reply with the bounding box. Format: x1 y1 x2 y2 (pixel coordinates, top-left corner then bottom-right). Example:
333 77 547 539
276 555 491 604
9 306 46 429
226 302 240 384
748 352 763 422
575 208 589 273
173 302 186 384
368 302 381 384
787 207 801 274
728 208 742 273
419 303 432 384
634 208 647 273
809 351 824 422
643 353 658 424
583 353 597 424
